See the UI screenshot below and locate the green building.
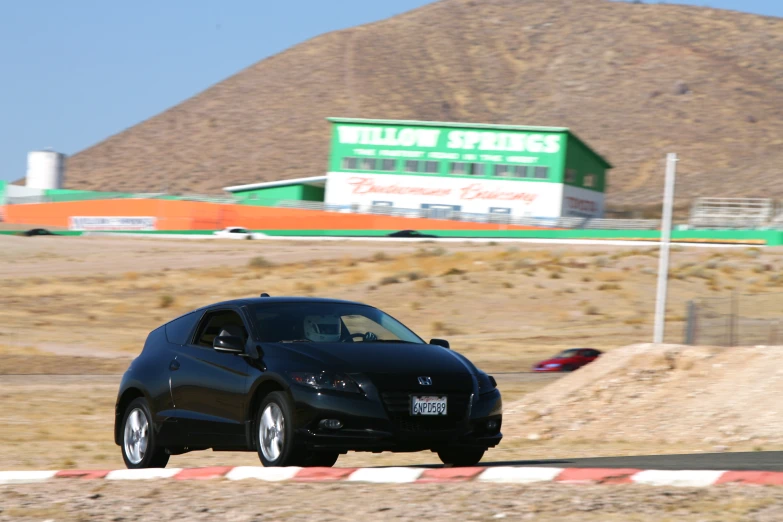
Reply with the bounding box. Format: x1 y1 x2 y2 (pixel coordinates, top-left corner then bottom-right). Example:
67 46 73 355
221 118 611 219
324 118 611 218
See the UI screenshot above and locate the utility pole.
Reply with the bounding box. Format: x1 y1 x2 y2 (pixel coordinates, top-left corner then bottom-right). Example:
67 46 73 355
653 153 677 344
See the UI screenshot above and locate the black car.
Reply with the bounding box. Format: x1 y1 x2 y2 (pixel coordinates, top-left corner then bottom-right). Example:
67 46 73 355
387 230 438 238
19 228 57 237
115 296 502 469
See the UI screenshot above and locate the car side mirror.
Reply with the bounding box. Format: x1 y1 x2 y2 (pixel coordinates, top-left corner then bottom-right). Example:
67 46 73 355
213 335 245 354
429 338 450 349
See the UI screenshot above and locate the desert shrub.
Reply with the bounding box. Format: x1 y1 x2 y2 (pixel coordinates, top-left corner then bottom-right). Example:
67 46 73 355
248 256 274 269
502 281 514 289
442 267 466 276
415 247 447 258
597 283 621 291
549 272 562 280
158 294 175 308
407 271 424 281
372 251 389 262
585 305 600 315
379 275 400 286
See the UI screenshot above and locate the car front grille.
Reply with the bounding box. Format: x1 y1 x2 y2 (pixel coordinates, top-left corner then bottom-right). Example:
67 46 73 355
380 392 471 432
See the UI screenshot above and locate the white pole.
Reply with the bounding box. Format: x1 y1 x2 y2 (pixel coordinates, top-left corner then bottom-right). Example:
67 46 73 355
653 153 677 344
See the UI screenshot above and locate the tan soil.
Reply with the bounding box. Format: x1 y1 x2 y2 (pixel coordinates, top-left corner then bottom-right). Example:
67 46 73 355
2 237 783 470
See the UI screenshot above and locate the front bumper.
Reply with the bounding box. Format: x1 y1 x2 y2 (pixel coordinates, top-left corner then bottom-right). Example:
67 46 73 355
289 385 502 452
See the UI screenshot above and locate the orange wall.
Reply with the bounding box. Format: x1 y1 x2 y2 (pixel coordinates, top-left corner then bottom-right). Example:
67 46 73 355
4 199 544 231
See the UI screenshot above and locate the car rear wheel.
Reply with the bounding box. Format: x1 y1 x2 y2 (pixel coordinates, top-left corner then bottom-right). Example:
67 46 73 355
437 447 485 467
121 398 170 469
256 391 298 467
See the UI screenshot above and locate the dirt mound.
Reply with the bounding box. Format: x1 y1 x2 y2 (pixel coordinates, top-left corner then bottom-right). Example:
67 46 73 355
503 343 783 449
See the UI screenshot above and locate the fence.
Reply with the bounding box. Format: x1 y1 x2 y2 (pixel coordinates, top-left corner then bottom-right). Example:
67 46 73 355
688 197 775 230
684 291 783 346
275 200 662 230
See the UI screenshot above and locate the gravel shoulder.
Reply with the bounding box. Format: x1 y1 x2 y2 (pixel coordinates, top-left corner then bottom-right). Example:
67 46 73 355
3 481 783 522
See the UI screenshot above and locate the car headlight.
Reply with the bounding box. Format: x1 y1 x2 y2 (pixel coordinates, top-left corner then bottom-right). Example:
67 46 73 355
544 363 561 368
476 372 497 395
289 371 361 393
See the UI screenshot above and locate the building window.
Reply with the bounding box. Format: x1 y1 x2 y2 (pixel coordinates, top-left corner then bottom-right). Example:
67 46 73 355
495 164 511 177
468 163 485 176
380 159 396 171
403 160 439 173
533 166 549 179
513 166 528 178
449 162 467 175
342 157 358 170
565 169 577 183
360 158 376 171
583 173 596 188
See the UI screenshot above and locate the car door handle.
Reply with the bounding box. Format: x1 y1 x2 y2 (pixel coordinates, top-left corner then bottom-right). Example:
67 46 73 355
169 359 180 371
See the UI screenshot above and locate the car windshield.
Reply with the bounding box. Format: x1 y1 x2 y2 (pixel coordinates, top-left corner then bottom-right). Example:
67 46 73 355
248 302 425 344
555 349 581 358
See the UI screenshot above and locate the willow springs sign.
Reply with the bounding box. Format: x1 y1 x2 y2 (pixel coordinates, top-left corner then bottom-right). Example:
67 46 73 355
337 125 562 154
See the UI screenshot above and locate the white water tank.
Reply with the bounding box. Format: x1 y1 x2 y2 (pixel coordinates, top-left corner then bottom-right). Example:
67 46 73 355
26 150 66 189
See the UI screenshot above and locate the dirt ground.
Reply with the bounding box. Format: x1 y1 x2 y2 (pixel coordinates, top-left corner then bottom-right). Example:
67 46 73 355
1 236 782 471
3 480 783 522
504 343 783 453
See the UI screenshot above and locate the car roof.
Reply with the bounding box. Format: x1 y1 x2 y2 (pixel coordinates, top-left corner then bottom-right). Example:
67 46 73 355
191 296 369 312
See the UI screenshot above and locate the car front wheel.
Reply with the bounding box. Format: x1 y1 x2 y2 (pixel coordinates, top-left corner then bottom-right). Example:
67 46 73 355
437 447 485 467
256 391 299 467
121 398 170 469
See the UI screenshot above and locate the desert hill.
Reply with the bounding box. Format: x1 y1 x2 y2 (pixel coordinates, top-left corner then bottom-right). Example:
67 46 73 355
64 0 783 209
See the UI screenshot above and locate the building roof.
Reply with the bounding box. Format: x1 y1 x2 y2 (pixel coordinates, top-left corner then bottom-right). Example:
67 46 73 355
222 175 327 193
327 117 612 169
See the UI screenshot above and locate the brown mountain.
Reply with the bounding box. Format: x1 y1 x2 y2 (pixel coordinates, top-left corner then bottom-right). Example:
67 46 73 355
64 0 783 209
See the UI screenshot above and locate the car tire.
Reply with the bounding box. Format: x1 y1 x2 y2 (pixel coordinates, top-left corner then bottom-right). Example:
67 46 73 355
437 447 485 467
121 398 170 469
561 364 576 372
256 391 298 467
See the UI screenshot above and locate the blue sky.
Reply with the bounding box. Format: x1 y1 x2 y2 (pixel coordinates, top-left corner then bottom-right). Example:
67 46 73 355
0 0 780 182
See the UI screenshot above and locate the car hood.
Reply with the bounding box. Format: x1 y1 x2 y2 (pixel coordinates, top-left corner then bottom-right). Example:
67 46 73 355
275 341 475 375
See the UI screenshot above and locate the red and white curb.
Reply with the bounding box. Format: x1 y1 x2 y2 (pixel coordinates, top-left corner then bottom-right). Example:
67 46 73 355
2 467 783 486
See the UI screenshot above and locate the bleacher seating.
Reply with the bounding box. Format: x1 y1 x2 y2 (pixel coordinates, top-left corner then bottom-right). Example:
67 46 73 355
688 198 773 229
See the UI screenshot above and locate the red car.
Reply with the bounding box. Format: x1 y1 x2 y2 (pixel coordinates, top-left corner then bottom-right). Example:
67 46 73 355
533 348 602 372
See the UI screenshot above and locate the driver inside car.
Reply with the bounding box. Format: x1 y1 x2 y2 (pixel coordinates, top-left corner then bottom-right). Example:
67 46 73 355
303 314 377 342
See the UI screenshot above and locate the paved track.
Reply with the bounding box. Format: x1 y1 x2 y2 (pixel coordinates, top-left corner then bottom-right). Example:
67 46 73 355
472 452 783 471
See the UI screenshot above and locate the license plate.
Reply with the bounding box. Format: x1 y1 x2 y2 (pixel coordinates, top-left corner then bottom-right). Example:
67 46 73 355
411 396 447 416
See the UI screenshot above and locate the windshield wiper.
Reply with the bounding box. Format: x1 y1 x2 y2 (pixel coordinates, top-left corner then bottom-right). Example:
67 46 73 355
279 339 313 343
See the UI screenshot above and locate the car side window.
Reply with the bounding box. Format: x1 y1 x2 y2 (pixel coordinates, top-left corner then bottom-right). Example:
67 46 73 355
164 311 200 345
193 310 249 348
